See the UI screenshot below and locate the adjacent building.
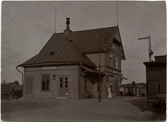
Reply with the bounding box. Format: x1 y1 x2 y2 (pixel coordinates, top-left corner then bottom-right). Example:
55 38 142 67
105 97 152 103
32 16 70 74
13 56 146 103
17 18 126 99
144 55 166 102
120 82 146 96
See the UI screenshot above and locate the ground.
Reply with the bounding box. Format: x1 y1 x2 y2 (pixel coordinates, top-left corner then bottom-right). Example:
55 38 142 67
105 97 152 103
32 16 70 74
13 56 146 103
1 96 166 121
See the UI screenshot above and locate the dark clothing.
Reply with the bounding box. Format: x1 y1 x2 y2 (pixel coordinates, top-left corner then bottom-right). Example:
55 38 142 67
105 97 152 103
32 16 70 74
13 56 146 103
98 91 101 103
120 91 123 97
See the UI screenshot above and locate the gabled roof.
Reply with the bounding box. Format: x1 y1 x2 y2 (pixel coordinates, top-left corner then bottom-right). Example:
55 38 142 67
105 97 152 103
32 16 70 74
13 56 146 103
19 34 96 67
71 26 125 59
19 26 125 67
71 26 118 53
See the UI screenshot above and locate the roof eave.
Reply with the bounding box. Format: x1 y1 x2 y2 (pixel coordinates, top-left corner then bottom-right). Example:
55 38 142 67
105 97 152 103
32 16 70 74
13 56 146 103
117 26 126 60
18 61 96 68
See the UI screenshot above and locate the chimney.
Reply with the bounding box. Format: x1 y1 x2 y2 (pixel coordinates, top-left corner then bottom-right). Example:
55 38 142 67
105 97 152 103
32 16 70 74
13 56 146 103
64 18 72 39
132 81 135 85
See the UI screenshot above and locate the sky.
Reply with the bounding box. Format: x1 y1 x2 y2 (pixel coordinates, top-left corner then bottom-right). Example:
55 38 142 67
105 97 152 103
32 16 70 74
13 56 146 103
1 1 166 84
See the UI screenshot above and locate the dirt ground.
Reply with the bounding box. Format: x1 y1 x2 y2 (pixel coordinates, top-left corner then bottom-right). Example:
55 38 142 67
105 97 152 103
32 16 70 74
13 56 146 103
1 96 166 121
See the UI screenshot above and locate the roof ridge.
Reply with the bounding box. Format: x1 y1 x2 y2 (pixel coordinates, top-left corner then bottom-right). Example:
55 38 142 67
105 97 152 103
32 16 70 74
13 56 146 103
54 26 118 34
18 25 125 67
73 26 118 33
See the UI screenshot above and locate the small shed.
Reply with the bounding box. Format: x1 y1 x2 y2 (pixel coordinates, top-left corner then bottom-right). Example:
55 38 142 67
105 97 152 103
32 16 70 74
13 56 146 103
120 82 141 96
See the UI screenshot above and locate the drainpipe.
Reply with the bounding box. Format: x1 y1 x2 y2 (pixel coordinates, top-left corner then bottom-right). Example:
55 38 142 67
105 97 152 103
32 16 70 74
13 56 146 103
79 62 83 99
16 66 24 96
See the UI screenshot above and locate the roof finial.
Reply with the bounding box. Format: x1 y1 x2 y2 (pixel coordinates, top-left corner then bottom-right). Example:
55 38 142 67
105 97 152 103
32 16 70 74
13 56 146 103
64 18 72 39
66 18 71 31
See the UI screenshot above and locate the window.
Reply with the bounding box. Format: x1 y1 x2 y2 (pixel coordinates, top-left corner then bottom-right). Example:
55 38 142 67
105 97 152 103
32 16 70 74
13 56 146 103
65 77 68 88
109 76 114 82
116 57 119 69
119 45 122 52
59 76 69 88
110 54 114 67
60 77 63 88
42 75 50 91
112 43 116 50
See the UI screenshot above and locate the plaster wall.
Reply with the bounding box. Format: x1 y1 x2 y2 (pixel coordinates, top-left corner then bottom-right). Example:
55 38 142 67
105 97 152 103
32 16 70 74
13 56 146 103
23 65 80 98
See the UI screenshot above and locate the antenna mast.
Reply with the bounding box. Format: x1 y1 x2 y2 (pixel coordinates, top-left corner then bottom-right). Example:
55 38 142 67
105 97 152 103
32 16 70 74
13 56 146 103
117 1 118 26
54 7 56 33
138 35 153 62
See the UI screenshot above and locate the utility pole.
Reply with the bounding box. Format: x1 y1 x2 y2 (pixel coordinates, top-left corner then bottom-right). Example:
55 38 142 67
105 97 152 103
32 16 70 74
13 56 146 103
98 33 108 104
138 35 153 62
54 7 56 33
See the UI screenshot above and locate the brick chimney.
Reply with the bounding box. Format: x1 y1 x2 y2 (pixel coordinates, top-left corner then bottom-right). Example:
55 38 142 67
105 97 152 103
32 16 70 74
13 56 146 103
64 18 72 39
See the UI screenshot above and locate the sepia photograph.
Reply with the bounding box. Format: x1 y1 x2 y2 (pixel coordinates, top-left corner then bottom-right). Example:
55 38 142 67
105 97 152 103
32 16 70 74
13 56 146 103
1 1 166 121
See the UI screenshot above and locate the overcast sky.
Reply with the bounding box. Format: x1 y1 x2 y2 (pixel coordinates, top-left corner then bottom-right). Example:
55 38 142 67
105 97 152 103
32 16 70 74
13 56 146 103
1 1 166 84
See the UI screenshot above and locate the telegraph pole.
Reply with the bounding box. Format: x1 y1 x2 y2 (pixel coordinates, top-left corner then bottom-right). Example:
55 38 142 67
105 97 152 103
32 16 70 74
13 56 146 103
98 33 108 104
54 7 56 33
148 35 152 62
138 35 153 62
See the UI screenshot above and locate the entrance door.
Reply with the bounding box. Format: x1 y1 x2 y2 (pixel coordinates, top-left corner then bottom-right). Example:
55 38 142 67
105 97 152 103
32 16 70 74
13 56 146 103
25 77 33 96
59 76 69 97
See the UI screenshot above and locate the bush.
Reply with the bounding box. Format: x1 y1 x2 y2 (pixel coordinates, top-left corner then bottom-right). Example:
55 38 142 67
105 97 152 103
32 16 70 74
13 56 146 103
141 93 146 97
125 92 135 96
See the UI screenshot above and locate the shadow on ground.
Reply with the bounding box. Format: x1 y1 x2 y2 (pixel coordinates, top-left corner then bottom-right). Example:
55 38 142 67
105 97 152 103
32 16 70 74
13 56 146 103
127 97 166 121
127 97 147 110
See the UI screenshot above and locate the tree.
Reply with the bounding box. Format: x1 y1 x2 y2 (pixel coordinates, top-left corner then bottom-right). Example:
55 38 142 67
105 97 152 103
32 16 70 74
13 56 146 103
2 80 6 84
13 80 19 85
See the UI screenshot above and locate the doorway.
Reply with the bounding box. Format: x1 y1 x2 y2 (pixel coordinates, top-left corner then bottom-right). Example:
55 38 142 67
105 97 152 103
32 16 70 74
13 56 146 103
59 76 69 97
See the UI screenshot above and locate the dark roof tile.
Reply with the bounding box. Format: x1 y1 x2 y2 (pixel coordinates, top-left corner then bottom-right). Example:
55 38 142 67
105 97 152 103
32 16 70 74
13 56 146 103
19 26 125 67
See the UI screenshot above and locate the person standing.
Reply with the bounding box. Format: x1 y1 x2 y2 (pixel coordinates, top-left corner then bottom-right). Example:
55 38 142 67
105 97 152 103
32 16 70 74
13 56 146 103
98 86 101 104
107 86 112 98
119 87 124 97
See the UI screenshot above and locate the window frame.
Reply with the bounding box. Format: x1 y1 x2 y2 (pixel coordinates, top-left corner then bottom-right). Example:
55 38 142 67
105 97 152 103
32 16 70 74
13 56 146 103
116 57 119 69
65 77 68 88
41 74 50 91
109 53 114 68
59 76 69 89
112 42 116 50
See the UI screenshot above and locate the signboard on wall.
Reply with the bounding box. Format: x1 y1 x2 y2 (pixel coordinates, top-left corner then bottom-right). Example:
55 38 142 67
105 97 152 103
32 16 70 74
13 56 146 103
43 66 57 70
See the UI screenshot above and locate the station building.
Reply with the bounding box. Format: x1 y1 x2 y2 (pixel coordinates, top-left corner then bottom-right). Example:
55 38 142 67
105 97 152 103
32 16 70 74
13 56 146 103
18 18 126 99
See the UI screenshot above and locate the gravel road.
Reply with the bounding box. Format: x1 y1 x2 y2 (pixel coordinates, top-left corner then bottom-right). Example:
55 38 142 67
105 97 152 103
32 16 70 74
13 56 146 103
1 97 164 121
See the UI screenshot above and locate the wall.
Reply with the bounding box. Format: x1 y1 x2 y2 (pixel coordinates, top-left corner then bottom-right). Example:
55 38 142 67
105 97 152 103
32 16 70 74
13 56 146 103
100 66 122 98
145 62 166 99
79 74 85 99
86 53 106 68
23 65 80 98
86 51 122 98
146 65 166 82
